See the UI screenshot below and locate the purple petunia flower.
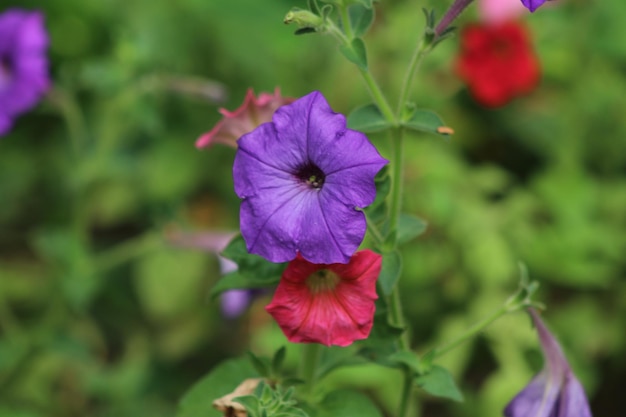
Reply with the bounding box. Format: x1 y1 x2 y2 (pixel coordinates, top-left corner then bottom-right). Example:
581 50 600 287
0 9 50 136
520 0 553 13
504 308 593 417
233 91 388 264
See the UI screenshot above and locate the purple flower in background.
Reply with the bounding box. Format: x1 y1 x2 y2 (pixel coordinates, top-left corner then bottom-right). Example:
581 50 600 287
520 0 553 13
233 91 387 264
0 9 50 136
504 308 593 417
165 230 258 318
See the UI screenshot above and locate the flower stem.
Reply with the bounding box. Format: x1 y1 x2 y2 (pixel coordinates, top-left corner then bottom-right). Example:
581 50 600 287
430 305 509 360
299 343 321 397
396 39 429 116
339 5 354 40
94 231 163 272
387 127 404 241
358 68 396 125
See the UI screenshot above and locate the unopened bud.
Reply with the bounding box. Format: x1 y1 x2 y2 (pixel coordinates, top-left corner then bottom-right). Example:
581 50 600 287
284 8 324 31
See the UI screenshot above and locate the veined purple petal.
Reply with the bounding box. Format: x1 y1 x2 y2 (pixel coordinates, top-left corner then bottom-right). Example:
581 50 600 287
232 91 387 264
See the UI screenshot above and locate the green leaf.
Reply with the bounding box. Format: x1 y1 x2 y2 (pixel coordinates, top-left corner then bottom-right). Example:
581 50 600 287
351 0 374 8
271 346 287 375
402 110 451 139
378 250 402 296
177 358 259 417
219 235 286 289
347 103 390 133
349 4 375 37
415 365 464 402
316 390 382 417
387 351 422 375
397 214 428 245
247 351 271 378
316 346 367 380
339 38 368 70
233 395 260 417
210 271 279 298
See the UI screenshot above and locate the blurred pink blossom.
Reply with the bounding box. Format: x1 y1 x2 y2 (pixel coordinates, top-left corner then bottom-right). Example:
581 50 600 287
478 0 527 24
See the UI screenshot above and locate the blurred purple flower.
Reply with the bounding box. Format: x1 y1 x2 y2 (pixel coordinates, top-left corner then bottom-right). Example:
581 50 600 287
166 230 257 318
0 9 50 136
233 91 388 264
520 0 553 13
504 308 593 417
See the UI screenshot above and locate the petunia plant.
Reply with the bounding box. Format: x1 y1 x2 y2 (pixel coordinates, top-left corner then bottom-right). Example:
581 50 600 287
176 0 593 417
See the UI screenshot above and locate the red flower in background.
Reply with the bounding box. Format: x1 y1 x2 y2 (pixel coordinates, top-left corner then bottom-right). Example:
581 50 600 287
455 22 540 107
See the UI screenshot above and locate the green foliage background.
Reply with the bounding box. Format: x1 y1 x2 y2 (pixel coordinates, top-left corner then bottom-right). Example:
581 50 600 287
0 0 624 416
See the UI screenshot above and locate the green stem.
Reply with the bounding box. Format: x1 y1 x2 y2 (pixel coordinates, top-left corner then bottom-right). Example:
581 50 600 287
358 69 396 125
387 127 404 240
339 5 354 40
430 305 509 360
327 21 396 125
389 286 409 351
395 39 428 116
397 367 413 417
299 343 321 397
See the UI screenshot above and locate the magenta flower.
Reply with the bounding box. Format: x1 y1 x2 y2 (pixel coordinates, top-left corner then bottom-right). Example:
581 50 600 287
196 88 294 149
0 9 50 136
233 91 387 264
521 0 553 13
265 250 381 347
504 309 593 417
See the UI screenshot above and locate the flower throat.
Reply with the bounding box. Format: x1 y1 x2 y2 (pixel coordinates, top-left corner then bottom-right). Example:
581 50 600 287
296 161 325 189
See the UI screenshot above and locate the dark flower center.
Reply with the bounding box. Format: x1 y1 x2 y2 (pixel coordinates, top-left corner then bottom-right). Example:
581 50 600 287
295 162 325 189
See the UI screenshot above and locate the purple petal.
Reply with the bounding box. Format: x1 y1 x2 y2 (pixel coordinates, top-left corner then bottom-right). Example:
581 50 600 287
504 371 560 417
556 372 593 417
520 0 548 12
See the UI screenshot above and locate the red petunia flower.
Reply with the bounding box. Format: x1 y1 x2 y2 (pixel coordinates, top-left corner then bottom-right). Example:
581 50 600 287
455 22 540 107
195 87 293 149
265 250 381 347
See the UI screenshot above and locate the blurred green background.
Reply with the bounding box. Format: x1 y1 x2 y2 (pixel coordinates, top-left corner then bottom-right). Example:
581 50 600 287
0 0 624 416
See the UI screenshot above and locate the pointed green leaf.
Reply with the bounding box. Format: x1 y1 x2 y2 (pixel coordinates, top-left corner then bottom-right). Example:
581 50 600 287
349 4 375 37
339 38 368 70
402 110 451 139
233 395 260 417
271 346 287 375
247 351 271 378
397 214 428 245
347 104 390 133
378 250 402 296
415 365 464 402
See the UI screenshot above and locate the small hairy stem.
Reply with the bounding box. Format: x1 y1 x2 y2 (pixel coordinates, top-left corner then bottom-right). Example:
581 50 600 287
358 68 396 125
